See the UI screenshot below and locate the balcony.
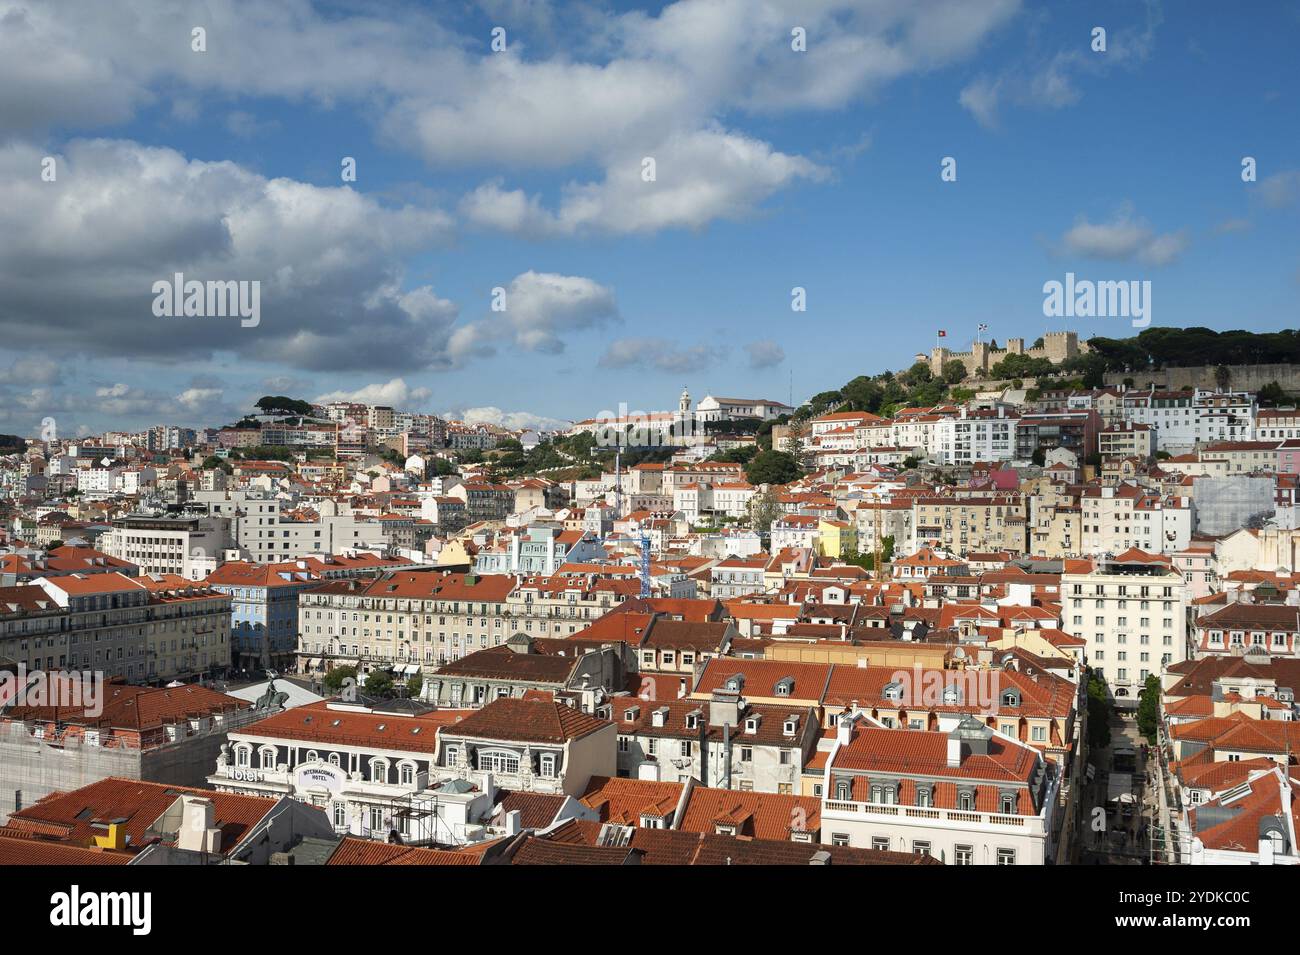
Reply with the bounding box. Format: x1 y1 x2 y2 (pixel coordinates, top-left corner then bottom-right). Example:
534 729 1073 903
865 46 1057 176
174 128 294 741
821 799 1042 833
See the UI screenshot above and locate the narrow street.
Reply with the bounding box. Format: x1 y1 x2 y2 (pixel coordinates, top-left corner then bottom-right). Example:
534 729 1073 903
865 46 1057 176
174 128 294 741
1076 713 1156 865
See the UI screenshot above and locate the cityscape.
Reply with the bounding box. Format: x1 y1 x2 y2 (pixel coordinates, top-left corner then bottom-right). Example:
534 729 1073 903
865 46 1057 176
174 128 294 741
0 0 1294 926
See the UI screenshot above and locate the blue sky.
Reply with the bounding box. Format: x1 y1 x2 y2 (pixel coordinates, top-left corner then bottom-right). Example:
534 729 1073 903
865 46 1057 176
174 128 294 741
0 0 1297 437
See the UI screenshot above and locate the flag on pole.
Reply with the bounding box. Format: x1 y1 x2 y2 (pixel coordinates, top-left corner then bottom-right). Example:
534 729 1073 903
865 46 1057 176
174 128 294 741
978 323 989 332
937 329 946 338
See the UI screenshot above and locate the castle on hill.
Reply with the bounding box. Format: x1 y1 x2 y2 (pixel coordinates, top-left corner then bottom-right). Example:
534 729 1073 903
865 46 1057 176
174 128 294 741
918 330 1088 378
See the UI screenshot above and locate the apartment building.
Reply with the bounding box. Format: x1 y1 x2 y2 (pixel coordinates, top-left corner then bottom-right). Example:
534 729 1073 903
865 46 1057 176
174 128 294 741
819 713 1058 865
209 699 472 841
207 560 324 672
910 495 1027 557
1061 551 1188 707
1078 484 1193 556
932 408 1018 465
1119 389 1256 453
1098 423 1155 460
1191 603 1300 660
25 572 232 683
104 513 229 578
607 696 819 792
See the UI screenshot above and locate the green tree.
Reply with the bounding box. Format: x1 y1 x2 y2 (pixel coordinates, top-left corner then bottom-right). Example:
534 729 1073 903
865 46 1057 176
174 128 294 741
1257 380 1288 408
746 487 782 535
941 360 967 384
255 395 314 417
364 669 395 697
323 665 357 696
1136 675 1161 744
1086 671 1113 751
745 450 801 486
406 672 424 699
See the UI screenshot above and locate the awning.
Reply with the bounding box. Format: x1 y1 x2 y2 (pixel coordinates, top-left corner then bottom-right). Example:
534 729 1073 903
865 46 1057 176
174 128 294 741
333 658 359 668
307 658 321 668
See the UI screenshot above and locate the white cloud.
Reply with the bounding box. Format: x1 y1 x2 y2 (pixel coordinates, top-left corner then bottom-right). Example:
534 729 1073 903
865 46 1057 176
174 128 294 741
495 271 619 353
463 127 826 237
314 378 431 408
451 406 570 432
1059 206 1188 267
599 337 726 373
0 138 464 371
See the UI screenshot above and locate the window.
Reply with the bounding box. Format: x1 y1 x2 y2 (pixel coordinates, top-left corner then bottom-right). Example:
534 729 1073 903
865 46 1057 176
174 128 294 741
912 840 931 857
369 807 384 833
831 833 850 847
871 836 890 851
996 848 1016 865
539 753 557 777
400 763 414 786
476 750 520 774
333 803 346 828
954 845 974 866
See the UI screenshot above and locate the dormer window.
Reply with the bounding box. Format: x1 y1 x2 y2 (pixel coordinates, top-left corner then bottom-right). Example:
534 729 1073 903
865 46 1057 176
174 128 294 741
624 706 640 723
725 675 744 693
774 677 794 697
943 685 962 705
999 793 1017 815
744 716 761 734
1001 689 1021 707
883 681 904 702
685 710 701 730
651 706 669 728
783 716 799 736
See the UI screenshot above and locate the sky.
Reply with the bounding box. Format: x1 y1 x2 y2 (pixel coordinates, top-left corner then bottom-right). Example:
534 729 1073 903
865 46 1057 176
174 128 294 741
0 0 1297 438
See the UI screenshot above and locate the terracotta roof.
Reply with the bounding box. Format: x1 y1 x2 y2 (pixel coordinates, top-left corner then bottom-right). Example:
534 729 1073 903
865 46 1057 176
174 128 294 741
440 698 611 744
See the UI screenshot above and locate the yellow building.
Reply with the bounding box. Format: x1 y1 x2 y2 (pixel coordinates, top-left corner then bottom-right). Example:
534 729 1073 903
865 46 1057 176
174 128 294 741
816 519 857 558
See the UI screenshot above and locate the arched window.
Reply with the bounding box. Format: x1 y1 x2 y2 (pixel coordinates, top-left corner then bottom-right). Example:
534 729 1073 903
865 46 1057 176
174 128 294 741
835 779 851 801
476 750 520 774
328 752 341 767
370 758 390 783
1000 794 1016 815
236 745 250 767
259 746 276 768
957 790 974 811
399 763 414 786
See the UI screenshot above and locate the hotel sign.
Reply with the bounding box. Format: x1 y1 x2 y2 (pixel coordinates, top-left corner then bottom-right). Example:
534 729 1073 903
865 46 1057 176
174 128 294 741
296 763 344 793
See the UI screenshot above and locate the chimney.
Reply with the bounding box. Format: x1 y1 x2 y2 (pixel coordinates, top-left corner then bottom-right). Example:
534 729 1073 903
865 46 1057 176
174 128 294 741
836 715 853 746
505 809 522 836
947 735 963 767
808 850 832 865
177 795 222 854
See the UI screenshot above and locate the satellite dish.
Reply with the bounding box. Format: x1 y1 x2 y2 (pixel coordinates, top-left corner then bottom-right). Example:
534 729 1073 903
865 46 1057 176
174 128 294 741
100 457 111 467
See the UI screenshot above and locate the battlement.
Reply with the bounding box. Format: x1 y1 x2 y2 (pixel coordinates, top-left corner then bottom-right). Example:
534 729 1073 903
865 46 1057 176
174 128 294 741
928 330 1086 377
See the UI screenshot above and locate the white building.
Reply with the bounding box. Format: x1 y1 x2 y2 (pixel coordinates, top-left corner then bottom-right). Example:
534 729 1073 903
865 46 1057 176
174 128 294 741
819 713 1058 865
932 408 1018 465
1060 550 1189 708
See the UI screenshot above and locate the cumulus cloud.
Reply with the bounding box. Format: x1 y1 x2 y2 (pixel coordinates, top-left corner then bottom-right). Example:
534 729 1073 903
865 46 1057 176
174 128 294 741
494 271 619 353
450 406 571 432
0 138 465 372
314 378 432 408
1059 206 1189 267
462 127 826 236
745 340 785 369
599 337 726 373
0 0 1018 232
